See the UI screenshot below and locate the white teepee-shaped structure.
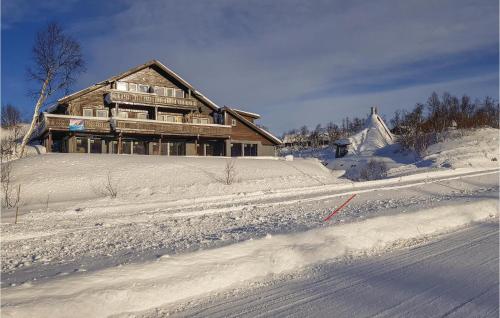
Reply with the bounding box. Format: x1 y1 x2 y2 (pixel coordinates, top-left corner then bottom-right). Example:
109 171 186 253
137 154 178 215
347 107 394 156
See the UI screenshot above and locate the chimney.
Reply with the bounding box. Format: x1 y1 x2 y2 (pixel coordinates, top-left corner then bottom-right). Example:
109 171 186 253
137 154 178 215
370 107 376 115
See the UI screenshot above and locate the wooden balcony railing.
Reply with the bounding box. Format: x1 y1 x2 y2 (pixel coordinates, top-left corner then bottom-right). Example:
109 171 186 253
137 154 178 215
36 114 231 138
36 114 111 135
105 90 198 109
112 118 232 137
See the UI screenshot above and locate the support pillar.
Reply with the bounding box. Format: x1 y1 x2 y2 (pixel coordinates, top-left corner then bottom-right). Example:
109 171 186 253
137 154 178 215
158 137 162 155
47 130 53 153
225 139 231 157
118 134 122 154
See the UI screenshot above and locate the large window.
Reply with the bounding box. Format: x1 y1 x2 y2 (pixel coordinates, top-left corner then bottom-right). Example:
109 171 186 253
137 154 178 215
75 137 88 153
116 82 128 91
137 113 148 120
90 138 103 154
128 83 138 92
83 108 93 117
96 110 108 118
175 89 184 98
118 111 129 118
154 86 165 96
139 84 149 93
166 88 174 97
244 144 257 156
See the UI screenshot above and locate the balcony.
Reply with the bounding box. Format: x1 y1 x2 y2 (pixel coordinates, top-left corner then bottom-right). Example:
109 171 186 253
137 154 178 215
111 118 232 138
36 113 111 135
105 90 198 110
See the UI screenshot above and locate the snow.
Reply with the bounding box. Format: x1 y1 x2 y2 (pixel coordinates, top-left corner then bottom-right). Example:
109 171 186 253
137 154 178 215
2 198 497 318
327 126 499 180
3 154 339 207
169 222 498 318
1 126 498 317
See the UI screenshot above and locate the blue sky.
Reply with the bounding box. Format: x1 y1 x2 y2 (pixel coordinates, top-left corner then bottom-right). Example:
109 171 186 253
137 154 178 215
2 0 498 134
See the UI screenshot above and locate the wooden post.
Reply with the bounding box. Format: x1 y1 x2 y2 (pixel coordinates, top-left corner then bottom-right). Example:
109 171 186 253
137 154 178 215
14 184 21 224
158 137 162 155
47 130 53 153
118 134 122 154
155 107 158 120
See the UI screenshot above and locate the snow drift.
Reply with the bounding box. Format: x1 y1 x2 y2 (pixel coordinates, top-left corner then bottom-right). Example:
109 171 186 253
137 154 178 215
2 199 497 318
6 154 340 208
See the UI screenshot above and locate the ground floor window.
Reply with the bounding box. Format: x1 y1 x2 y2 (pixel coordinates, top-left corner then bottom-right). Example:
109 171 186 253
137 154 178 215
170 141 186 156
231 143 242 157
133 141 147 155
244 144 257 156
90 138 103 154
75 137 88 153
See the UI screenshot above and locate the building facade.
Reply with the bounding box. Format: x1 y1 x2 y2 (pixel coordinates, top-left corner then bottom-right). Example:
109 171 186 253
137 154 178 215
34 60 281 156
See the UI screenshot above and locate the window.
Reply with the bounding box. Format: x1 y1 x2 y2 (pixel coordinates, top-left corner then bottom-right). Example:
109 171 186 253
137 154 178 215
166 88 174 97
83 108 93 117
193 118 200 124
175 89 184 98
154 86 165 96
116 82 128 91
128 83 138 92
139 84 149 93
96 110 108 118
137 113 148 120
200 118 209 125
118 111 128 118
231 119 237 126
75 137 88 153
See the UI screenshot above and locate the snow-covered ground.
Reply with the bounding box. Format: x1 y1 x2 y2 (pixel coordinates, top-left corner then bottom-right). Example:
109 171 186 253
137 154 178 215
1 127 499 317
2 196 497 318
166 222 498 318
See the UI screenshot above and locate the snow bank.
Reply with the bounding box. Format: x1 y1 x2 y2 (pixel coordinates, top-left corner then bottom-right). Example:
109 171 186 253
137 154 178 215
7 154 339 208
2 199 497 318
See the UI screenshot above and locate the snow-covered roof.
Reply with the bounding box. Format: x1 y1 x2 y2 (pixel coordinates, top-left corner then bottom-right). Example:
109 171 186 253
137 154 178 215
231 108 261 119
334 138 351 146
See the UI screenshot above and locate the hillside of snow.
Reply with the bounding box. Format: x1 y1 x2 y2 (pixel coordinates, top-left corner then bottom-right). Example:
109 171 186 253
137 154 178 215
4 154 342 209
389 128 499 176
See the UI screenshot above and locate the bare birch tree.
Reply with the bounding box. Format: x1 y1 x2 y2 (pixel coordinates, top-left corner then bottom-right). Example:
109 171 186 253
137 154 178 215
19 22 85 158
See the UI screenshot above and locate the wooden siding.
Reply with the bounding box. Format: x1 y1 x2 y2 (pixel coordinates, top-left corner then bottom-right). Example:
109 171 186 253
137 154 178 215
226 113 274 146
66 85 111 116
113 119 231 137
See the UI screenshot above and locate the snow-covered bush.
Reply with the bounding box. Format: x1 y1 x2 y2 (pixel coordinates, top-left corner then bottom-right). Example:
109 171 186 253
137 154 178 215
359 160 388 181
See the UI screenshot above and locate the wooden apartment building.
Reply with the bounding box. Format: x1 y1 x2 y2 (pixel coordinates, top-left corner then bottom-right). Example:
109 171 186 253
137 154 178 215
33 60 281 156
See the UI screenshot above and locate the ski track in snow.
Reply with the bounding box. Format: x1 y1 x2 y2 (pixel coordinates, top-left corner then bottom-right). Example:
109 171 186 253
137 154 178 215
1 168 498 285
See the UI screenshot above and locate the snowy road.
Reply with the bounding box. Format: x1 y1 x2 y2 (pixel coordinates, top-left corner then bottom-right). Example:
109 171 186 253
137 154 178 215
166 222 499 318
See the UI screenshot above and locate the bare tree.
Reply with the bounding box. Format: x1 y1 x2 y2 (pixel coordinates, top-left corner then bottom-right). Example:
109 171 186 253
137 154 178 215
222 160 237 185
1 104 25 160
1 104 22 128
92 171 118 198
19 22 85 158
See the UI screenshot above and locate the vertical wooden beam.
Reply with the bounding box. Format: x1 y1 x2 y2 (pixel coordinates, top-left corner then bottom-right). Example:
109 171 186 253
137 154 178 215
158 137 162 155
155 106 158 120
47 130 53 153
118 134 122 154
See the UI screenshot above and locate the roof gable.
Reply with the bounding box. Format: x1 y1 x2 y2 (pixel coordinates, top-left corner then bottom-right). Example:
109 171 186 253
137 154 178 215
57 60 220 111
224 107 282 145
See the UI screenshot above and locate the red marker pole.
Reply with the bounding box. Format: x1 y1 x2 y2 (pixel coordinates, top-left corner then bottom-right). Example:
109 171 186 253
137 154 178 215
323 194 357 222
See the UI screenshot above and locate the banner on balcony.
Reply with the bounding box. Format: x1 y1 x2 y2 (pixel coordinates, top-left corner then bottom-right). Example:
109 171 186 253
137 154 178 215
69 119 84 131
